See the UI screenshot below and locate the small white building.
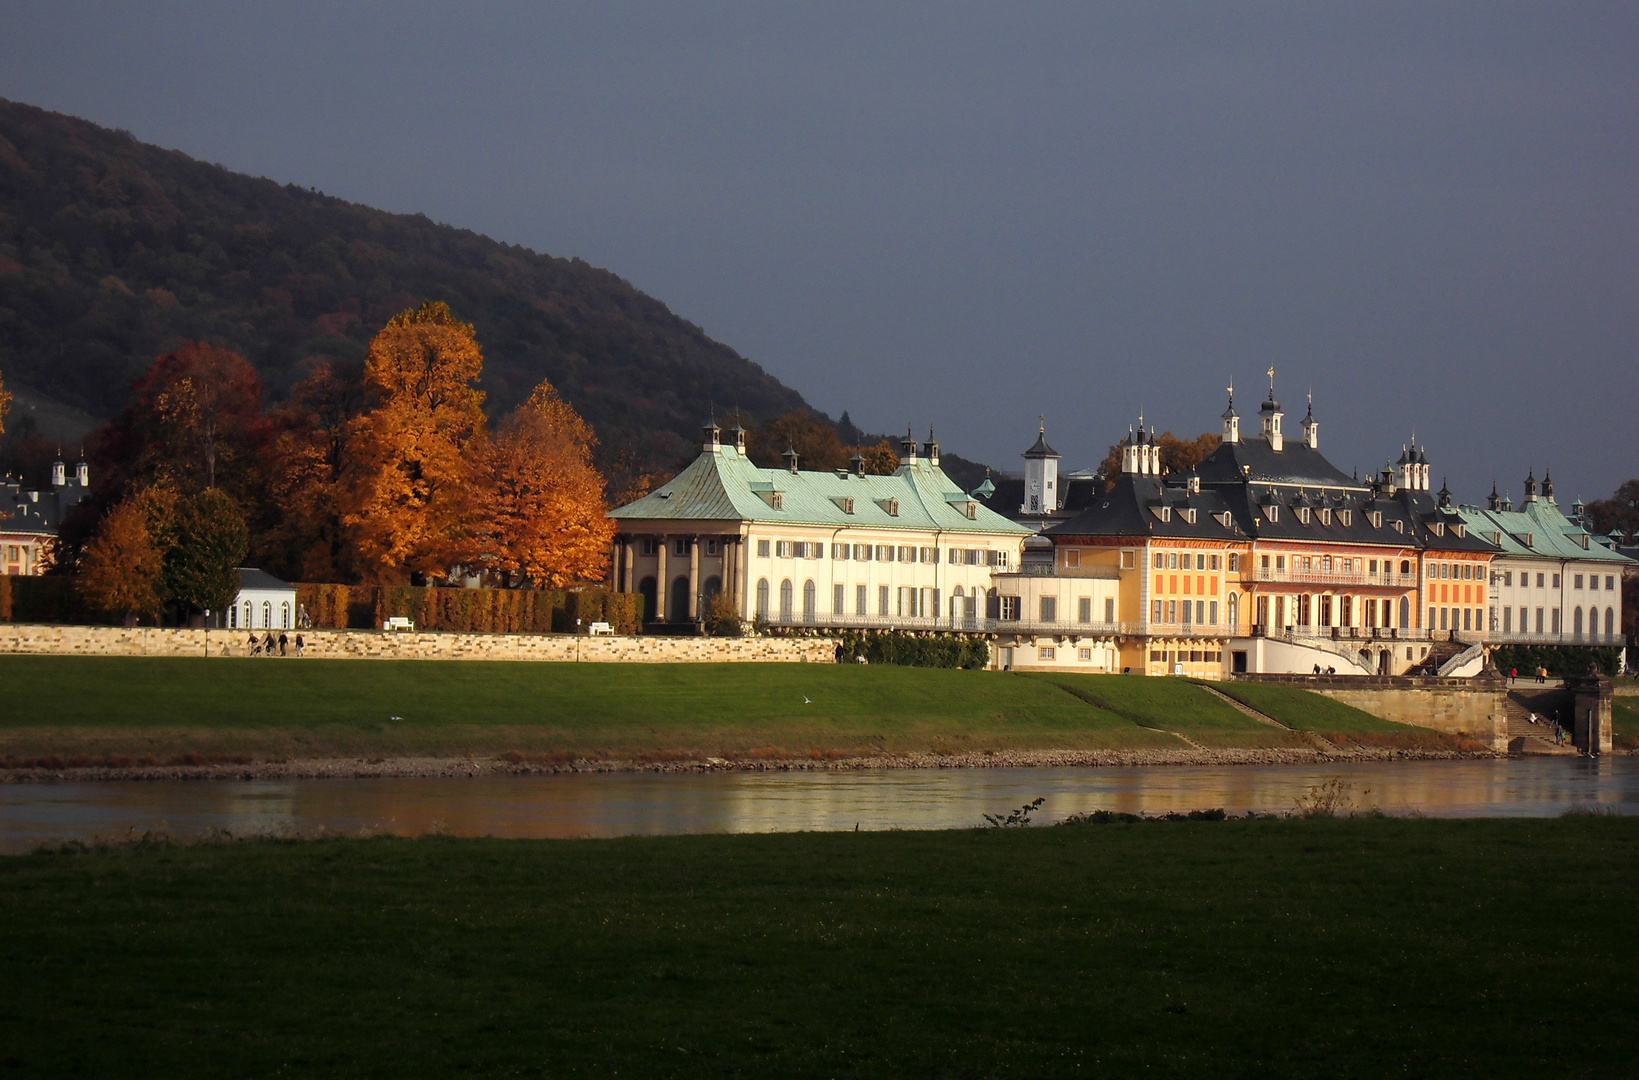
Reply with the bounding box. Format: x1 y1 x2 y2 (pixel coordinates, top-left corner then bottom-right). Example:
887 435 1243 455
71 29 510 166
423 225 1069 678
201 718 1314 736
229 568 298 631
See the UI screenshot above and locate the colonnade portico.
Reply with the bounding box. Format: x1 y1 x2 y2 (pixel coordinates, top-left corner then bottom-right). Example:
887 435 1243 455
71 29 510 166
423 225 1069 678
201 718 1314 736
614 530 745 625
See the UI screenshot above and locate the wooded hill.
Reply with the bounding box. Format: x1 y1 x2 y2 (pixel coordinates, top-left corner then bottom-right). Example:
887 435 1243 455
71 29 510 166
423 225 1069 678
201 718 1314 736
0 97 806 478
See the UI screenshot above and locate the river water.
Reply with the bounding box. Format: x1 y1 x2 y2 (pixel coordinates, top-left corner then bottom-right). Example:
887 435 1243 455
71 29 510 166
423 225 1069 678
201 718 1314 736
1 757 1635 851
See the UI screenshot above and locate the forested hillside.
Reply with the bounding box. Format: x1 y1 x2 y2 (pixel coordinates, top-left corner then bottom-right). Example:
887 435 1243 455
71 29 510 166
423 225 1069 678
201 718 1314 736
0 98 805 477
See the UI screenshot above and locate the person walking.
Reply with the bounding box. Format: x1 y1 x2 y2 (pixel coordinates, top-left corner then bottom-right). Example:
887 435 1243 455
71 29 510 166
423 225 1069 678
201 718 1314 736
295 633 305 657
248 633 260 657
263 632 276 657
1509 666 1517 686
278 632 288 657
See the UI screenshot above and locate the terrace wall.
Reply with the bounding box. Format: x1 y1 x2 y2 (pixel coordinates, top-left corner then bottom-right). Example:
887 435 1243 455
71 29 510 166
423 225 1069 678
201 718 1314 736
1237 672 1511 750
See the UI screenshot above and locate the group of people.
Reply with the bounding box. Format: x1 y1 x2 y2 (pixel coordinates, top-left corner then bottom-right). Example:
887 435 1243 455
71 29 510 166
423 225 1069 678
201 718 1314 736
248 632 303 657
1507 666 1552 685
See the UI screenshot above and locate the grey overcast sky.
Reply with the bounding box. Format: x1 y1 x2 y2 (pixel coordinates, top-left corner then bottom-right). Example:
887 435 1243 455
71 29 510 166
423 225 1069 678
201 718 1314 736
2 2 1636 502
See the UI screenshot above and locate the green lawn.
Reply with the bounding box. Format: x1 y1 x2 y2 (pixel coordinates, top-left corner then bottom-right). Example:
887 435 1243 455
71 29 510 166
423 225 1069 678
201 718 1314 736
0 657 1467 762
1 819 1635 1077
1027 672 1304 747
0 656 1190 761
1208 680 1453 748
1614 696 1638 750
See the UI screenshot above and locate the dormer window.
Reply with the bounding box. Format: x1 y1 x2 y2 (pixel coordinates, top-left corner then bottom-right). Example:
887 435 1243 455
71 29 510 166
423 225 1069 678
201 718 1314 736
877 498 899 517
1393 519 1404 534
1216 511 1232 528
1157 505 1172 523
1430 521 1443 536
964 501 977 520
833 496 856 514
770 492 784 511
1184 508 1197 525
1340 509 1352 527
1318 508 1331 526
1266 505 1279 522
1453 524 1465 539
1297 507 1311 525
1371 511 1382 528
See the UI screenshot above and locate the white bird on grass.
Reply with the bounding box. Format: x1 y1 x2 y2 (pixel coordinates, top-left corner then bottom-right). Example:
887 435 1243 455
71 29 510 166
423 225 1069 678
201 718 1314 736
803 696 812 704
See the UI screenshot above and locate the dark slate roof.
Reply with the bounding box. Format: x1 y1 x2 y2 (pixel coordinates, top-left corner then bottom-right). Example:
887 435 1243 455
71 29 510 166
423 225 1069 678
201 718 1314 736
1195 437 1362 491
1022 428 1059 459
235 567 295 592
0 474 91 537
1045 475 1247 541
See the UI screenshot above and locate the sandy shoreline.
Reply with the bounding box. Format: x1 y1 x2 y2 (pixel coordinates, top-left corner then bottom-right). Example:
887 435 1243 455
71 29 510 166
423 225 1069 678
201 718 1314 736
0 746 1520 783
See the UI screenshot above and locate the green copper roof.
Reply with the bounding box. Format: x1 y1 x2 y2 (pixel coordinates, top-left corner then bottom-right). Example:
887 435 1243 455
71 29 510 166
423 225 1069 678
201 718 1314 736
1457 500 1633 563
611 445 1031 535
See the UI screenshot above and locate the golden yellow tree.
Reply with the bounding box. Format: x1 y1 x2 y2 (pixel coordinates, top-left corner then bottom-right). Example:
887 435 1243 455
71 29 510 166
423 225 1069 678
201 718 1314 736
469 379 615 587
75 499 164 624
343 302 486 581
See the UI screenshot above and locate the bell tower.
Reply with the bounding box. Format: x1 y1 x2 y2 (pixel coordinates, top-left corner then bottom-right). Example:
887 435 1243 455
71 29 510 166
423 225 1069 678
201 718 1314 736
1021 418 1060 515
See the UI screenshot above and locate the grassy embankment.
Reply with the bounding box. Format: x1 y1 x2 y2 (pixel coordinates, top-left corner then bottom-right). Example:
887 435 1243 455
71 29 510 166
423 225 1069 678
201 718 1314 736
0 656 1455 764
1614 695 1639 750
1 818 1636 1077
1208 679 1462 749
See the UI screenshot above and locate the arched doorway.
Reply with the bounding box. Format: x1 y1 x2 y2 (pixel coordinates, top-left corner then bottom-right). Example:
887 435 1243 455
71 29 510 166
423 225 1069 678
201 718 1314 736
1398 596 1410 629
779 579 793 621
638 577 658 622
802 580 816 622
670 576 691 622
756 578 770 619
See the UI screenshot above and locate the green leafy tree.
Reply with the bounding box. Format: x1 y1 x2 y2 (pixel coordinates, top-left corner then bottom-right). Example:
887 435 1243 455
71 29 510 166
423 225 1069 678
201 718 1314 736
164 489 249 618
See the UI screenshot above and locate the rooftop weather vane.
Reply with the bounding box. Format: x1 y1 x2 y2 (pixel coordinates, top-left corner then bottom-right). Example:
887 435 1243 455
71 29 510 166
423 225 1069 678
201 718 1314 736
1266 365 1275 391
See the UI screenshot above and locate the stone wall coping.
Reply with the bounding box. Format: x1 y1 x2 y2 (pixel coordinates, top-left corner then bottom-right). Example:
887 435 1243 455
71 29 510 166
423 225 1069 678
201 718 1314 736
1234 673 1507 692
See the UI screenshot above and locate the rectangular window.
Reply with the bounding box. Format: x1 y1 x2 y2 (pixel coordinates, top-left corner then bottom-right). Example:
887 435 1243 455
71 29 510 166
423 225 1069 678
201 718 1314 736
1196 600 1205 624
1503 607 1512 632
833 543 849 560
1574 574 1583 589
853 544 870 561
674 539 689 556
1168 552 1179 570
920 546 937 563
1039 647 1055 661
1154 553 1166 569
1276 556 1286 570
1537 573 1545 588
1503 570 1512 586
1105 598 1116 623
1001 596 1021 620
1589 575 1599 591
776 541 793 558
1209 600 1219 625
1065 549 1080 568
857 585 868 615
833 584 845 613
949 548 960 564
1078 597 1091 623
898 546 915 563
1152 600 1162 622
1228 553 1239 572
898 587 916 617
642 538 659 556
706 538 720 556
1607 575 1616 590
876 545 892 562
1167 600 1178 623
1261 554 1271 569
1079 647 1092 662
1552 574 1561 588
756 539 770 557
1552 608 1561 633
1040 596 1057 622
1463 608 1472 631
879 586 890 616
1122 550 1137 569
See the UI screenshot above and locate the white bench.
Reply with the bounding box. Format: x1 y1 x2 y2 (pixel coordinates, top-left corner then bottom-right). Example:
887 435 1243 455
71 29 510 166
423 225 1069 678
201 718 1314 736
383 616 415 631
588 621 615 636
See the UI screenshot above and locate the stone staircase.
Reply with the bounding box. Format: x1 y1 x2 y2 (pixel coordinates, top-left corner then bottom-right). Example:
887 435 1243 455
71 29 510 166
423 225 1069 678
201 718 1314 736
1503 694 1575 755
1410 638 1466 676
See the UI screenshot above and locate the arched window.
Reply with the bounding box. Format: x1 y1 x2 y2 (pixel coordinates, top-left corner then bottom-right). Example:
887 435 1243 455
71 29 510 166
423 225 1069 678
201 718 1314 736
229 605 238 629
281 602 291 629
779 579 793 620
1607 606 1616 639
755 578 770 618
1398 596 1410 629
1400 560 1411 576
1573 607 1583 638
244 601 253 628
802 580 816 621
951 585 965 619
1227 593 1239 632
262 601 272 627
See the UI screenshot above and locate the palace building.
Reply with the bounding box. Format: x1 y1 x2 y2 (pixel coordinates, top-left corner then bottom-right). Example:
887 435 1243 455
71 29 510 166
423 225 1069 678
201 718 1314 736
991 383 1506 676
1 453 91 576
608 421 1030 630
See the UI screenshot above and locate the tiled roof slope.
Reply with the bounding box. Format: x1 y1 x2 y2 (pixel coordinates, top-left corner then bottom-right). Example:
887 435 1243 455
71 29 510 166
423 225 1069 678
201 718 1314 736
1458 500 1634 564
1195 438 1362 490
610 444 1031 536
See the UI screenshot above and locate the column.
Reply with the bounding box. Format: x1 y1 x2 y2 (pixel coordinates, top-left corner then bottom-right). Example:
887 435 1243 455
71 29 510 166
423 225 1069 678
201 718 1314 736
726 538 740 619
621 540 634 594
688 535 701 620
656 536 668 621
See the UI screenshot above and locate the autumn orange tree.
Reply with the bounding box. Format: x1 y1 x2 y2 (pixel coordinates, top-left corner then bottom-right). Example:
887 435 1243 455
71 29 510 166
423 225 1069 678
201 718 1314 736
75 500 164 625
265 361 367 581
855 439 900 475
342 302 487 582
467 379 615 587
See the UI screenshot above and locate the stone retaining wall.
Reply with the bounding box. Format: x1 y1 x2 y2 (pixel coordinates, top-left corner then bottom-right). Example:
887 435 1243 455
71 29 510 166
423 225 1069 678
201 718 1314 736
0 624 838 664
1236 672 1511 750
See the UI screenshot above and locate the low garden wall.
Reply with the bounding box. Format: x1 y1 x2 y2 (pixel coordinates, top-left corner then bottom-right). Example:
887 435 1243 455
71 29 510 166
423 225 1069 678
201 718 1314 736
0 624 837 664
1236 672 1510 750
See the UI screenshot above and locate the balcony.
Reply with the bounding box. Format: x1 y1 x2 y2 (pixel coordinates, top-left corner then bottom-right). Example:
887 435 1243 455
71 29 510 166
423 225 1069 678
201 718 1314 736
1484 630 1626 646
1247 624 1436 643
1251 568 1418 589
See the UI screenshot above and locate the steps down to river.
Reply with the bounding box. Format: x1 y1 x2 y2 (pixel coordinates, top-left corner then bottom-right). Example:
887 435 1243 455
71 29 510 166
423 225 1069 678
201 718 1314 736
1504 695 1576 755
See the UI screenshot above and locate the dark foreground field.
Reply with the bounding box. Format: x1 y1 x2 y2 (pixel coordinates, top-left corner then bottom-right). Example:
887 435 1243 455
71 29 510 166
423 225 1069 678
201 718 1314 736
2 818 1635 1077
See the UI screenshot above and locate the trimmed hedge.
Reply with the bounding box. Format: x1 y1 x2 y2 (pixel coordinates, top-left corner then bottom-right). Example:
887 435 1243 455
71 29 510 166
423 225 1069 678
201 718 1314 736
833 630 989 669
294 584 641 635
5 577 86 624
1491 644 1621 679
